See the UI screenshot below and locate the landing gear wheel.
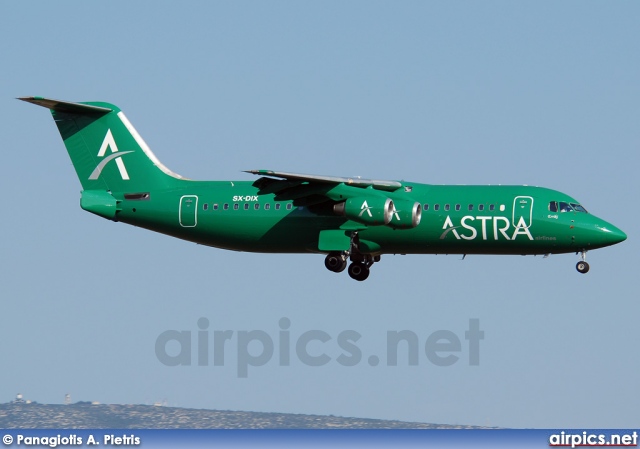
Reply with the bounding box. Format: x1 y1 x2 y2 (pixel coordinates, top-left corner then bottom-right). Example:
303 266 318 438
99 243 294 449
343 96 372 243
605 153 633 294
576 261 590 274
348 262 370 281
324 252 347 273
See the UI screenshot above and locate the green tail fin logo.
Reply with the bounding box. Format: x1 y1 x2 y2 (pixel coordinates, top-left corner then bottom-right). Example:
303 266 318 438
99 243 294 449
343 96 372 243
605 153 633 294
19 97 187 192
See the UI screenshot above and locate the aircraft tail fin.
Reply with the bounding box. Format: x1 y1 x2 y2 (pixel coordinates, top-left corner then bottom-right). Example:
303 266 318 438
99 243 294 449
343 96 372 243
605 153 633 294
19 97 186 192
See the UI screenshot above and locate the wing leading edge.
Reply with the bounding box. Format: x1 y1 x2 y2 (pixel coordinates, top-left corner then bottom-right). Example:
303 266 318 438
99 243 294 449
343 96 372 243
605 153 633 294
244 170 403 192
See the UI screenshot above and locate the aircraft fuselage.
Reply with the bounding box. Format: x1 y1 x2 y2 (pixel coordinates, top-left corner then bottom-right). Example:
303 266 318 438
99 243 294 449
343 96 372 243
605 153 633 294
113 182 625 256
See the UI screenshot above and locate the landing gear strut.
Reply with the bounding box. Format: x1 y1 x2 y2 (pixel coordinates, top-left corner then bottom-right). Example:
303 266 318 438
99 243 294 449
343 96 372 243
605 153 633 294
576 250 590 274
346 232 376 281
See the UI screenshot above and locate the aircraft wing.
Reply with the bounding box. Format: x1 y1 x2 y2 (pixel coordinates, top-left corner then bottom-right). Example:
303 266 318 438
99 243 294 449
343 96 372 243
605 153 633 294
245 169 419 251
244 169 402 192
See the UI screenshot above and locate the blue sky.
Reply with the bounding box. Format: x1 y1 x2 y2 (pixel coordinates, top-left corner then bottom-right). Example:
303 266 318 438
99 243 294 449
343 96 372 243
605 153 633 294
1 1 638 428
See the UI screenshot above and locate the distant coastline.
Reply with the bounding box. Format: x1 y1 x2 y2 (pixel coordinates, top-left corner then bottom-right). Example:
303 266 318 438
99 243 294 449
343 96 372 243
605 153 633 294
0 402 490 429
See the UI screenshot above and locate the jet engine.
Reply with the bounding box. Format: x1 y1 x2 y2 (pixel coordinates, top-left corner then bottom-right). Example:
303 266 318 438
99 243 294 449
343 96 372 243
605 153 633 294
388 200 422 229
333 197 394 226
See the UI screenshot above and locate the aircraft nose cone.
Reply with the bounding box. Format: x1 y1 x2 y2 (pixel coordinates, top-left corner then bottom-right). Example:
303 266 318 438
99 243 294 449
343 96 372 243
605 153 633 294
594 222 627 247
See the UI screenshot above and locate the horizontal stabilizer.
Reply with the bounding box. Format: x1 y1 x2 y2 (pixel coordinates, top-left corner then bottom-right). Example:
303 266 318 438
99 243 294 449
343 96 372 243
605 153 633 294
18 97 112 115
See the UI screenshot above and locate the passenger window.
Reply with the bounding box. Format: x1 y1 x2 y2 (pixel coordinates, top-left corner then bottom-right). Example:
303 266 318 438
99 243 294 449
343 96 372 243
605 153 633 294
275 204 281 210
244 203 249 210
213 204 219 210
444 204 450 211
454 204 460 211
489 204 495 211
423 204 429 211
233 204 239 210
559 202 573 213
203 203 208 211
468 204 473 211
286 203 293 210
549 201 558 212
223 203 229 210
434 204 440 211
265 203 270 210
254 203 260 210
478 204 484 211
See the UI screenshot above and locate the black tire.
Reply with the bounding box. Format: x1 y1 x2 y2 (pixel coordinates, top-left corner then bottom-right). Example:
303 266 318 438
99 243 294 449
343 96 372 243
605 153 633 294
325 253 346 273
348 262 370 281
576 261 590 274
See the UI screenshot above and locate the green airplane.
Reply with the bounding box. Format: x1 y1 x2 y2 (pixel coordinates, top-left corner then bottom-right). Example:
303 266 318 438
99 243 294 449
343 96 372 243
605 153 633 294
20 97 627 281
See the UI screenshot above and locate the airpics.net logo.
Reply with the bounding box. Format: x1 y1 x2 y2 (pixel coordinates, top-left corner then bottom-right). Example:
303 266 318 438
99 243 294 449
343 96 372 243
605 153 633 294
88 129 133 181
155 318 484 378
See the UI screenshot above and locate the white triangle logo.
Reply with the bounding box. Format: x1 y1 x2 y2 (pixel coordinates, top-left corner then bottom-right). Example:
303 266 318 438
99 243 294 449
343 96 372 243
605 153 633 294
89 129 132 180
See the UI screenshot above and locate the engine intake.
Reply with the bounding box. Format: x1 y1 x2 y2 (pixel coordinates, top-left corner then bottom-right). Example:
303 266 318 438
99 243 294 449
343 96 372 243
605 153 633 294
388 200 422 229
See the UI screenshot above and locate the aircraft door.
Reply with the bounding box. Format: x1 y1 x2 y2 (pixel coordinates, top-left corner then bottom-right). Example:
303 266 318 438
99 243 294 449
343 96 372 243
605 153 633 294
179 195 198 227
512 196 533 228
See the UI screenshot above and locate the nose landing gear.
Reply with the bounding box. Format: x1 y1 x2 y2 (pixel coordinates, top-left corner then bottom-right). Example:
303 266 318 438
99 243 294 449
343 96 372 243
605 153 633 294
576 250 590 274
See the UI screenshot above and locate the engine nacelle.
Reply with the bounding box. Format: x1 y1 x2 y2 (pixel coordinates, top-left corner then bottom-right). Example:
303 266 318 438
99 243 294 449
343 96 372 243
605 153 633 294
388 200 422 229
334 197 394 226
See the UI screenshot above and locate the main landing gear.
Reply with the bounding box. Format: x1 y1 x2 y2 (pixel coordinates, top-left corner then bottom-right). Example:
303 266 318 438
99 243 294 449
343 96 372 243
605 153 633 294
347 258 374 282
323 232 379 282
324 252 347 273
576 250 590 274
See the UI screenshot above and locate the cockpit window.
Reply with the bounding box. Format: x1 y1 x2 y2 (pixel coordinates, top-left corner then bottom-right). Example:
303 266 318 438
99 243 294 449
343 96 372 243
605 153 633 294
570 203 588 213
549 201 558 212
559 202 574 212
